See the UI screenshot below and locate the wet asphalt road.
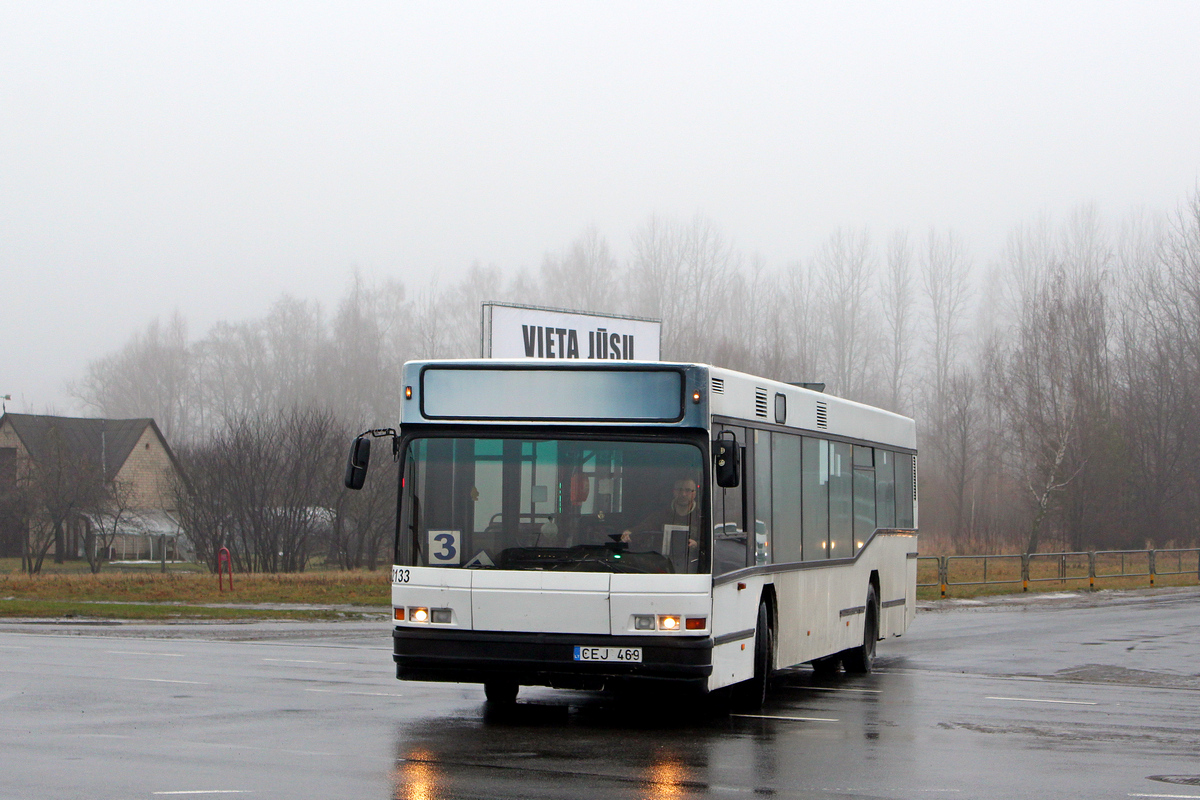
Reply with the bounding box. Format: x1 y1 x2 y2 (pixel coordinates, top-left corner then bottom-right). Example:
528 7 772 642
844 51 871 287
1 587 1198 800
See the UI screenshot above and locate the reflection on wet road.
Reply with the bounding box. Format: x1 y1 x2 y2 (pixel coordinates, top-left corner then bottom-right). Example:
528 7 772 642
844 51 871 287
2 587 1199 799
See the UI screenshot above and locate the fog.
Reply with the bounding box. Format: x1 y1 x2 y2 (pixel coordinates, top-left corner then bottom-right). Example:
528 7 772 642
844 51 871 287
3 1 1199 412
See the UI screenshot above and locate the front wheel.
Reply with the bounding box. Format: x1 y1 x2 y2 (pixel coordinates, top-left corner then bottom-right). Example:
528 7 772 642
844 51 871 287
732 601 773 709
843 584 879 674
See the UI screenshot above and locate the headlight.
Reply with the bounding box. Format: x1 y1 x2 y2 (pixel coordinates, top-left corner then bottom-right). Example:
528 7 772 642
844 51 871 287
634 614 656 630
657 615 681 631
410 607 429 623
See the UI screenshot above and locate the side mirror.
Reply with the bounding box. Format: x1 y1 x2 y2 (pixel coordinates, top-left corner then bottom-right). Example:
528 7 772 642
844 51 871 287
713 432 740 488
345 436 371 490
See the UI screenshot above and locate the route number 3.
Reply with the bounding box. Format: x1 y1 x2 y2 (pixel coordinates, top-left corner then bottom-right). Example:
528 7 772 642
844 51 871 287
428 530 461 565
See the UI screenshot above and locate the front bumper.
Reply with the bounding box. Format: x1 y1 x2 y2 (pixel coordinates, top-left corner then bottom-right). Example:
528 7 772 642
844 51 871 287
393 627 713 691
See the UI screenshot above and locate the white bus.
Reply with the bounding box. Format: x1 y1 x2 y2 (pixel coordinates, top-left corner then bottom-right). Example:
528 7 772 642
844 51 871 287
345 360 917 706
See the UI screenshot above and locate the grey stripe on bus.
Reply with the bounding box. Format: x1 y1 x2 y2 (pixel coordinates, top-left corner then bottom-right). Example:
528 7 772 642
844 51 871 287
710 529 918 587
880 598 906 608
839 606 866 618
713 629 756 646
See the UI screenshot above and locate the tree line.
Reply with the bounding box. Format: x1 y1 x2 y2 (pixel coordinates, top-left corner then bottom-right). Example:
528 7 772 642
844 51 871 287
69 196 1200 570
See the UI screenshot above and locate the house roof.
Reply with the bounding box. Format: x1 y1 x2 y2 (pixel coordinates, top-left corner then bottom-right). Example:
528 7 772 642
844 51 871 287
0 414 173 482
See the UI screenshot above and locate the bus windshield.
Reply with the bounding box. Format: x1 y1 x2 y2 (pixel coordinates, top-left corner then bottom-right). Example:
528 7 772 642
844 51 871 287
399 436 707 574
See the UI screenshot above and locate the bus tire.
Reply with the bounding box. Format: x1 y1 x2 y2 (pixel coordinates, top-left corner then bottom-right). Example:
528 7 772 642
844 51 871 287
843 584 879 674
733 601 773 710
484 678 519 704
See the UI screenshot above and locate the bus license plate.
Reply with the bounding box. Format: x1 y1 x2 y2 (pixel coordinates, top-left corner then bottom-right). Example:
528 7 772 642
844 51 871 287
573 646 641 663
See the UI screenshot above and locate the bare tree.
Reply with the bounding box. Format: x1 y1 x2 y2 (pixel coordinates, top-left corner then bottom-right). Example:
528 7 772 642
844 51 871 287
71 312 193 442
17 423 106 573
409 281 455 360
627 213 681 324
627 213 741 362
782 260 822 384
81 477 137 573
816 227 877 400
920 228 973 412
540 227 621 314
939 369 980 553
988 211 1119 553
879 230 915 412
174 406 343 573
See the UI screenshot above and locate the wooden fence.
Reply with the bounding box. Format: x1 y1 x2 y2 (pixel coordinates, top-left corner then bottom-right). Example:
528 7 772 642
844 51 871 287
917 548 1200 597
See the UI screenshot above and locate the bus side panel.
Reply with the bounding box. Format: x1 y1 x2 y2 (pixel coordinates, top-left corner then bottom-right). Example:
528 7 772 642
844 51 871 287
708 577 763 691
773 535 918 669
906 538 918 630
773 568 841 668
871 532 917 638
830 562 866 657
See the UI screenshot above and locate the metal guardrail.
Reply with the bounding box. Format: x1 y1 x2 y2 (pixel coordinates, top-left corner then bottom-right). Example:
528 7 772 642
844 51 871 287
919 548 1200 597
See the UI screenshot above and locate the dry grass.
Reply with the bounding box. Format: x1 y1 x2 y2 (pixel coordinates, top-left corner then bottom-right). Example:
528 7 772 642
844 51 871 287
3 553 1195 613
0 570 390 606
0 599 382 621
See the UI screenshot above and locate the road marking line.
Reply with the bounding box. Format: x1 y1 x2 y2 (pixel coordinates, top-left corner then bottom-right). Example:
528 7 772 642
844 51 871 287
263 658 349 665
731 713 839 722
175 740 336 757
116 677 209 685
78 734 132 739
107 651 185 657
153 792 253 795
0 644 31 649
305 688 404 698
985 696 1098 706
1129 794 1200 799
787 686 881 694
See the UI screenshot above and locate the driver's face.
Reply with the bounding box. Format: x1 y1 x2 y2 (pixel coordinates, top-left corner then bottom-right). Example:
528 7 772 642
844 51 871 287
673 481 697 499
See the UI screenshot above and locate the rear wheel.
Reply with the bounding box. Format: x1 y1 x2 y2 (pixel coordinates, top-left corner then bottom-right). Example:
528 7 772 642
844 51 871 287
843 584 879 674
732 601 773 709
483 678 519 704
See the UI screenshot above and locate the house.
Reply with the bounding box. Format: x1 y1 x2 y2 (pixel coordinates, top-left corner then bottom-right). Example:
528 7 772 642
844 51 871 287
0 414 189 563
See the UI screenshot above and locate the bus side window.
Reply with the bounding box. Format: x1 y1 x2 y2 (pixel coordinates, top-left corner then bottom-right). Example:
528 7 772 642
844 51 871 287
853 446 875 554
829 442 853 558
713 424 747 575
753 429 772 566
895 452 915 528
876 450 896 528
773 433 802 563
802 437 830 560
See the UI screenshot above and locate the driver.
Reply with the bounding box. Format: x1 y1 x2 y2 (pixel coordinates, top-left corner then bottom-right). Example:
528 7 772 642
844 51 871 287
620 477 702 550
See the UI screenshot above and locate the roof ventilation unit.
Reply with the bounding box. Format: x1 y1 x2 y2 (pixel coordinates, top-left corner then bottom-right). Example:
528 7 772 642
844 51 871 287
711 377 725 394
816 400 828 429
754 388 768 418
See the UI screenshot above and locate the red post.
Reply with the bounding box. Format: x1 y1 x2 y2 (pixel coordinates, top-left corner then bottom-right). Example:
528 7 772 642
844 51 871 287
217 547 233 592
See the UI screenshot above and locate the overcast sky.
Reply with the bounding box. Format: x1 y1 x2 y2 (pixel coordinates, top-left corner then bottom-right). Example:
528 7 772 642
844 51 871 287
3 1 1199 414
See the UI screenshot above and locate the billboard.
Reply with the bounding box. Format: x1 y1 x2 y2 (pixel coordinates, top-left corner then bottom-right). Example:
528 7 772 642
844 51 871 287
481 303 661 361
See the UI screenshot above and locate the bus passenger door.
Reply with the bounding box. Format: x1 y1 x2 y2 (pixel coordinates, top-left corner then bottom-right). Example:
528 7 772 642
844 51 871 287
711 423 758 690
